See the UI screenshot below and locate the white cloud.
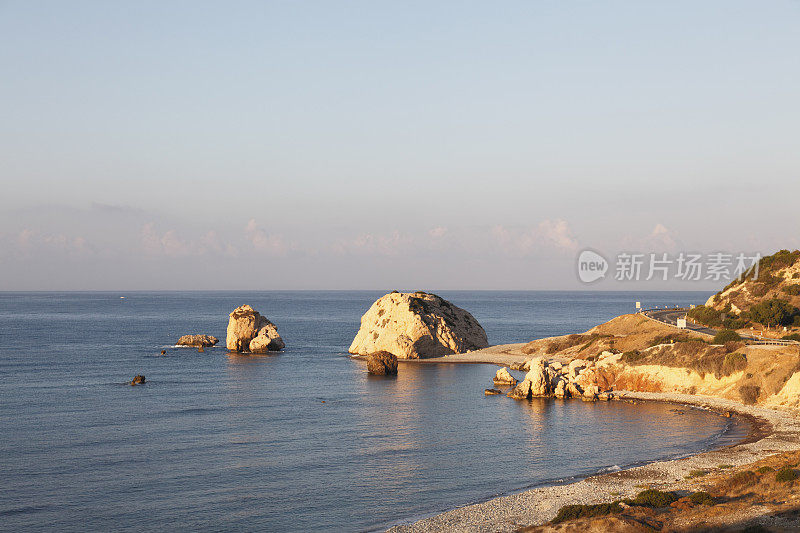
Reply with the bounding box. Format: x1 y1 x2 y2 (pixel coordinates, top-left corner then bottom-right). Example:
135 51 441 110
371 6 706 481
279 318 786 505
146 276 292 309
491 219 578 256
245 219 290 256
332 230 414 257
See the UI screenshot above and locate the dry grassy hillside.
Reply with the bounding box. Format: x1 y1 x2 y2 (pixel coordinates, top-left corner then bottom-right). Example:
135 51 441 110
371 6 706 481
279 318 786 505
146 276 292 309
708 249 800 314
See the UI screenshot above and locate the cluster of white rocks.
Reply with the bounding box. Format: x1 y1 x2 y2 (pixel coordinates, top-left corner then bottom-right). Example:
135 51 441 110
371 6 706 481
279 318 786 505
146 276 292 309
492 351 619 401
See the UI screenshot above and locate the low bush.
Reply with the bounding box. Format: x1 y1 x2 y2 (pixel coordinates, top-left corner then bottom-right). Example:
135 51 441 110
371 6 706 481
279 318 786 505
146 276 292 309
687 306 723 327
783 333 800 342
723 341 745 353
722 353 748 375
730 470 758 488
550 502 622 524
631 489 678 507
783 285 800 296
621 350 645 363
750 284 769 297
712 330 742 344
546 334 600 354
690 349 745 379
723 317 748 329
757 466 774 474
739 385 761 405
648 333 704 347
689 491 715 505
687 469 709 478
776 467 799 483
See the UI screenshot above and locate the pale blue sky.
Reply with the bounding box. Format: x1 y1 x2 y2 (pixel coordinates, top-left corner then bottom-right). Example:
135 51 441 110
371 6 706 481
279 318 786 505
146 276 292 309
1 1 799 289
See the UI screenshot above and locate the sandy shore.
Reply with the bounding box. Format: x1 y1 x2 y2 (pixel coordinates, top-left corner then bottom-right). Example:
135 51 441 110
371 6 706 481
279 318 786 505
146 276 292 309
386 346 800 532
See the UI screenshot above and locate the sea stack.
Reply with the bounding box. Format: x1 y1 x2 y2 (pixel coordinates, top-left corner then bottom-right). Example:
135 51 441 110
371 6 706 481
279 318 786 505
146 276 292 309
226 305 285 353
349 291 488 359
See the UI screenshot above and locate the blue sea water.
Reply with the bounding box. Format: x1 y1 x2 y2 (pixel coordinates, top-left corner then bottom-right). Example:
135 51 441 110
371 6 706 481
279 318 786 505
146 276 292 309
0 291 736 532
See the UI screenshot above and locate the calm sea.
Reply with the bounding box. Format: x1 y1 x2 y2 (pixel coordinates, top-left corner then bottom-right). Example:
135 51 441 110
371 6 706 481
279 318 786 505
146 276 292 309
0 291 736 532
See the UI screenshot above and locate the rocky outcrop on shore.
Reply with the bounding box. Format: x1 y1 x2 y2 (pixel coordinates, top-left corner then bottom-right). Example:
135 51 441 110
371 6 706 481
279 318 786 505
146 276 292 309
349 291 488 359
226 305 285 353
503 355 617 402
176 334 219 347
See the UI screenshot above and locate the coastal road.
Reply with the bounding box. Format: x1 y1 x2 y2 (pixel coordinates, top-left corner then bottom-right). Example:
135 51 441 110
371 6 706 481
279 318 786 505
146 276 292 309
643 308 798 345
644 308 717 337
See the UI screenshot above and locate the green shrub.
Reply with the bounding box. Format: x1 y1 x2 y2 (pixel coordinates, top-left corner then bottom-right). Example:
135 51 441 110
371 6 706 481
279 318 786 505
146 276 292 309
783 285 800 296
687 306 723 327
722 353 748 375
730 470 758 487
621 350 645 363
776 467 799 483
631 489 678 507
783 333 800 342
757 466 774 474
750 284 769 297
749 299 800 327
689 491 715 505
687 469 709 478
550 502 622 524
713 330 742 344
739 385 761 405
723 317 748 329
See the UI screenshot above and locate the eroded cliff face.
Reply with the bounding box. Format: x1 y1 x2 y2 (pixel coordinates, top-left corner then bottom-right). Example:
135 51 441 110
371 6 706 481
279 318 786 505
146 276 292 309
349 291 488 359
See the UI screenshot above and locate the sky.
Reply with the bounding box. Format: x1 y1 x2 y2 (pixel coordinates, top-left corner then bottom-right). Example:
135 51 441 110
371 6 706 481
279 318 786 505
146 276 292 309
1 1 799 290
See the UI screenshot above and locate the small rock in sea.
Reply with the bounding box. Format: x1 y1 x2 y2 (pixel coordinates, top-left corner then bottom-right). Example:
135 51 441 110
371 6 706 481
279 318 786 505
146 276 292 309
366 351 398 375
724 411 733 418
198 346 204 353
485 389 502 395
493 367 517 386
130 375 146 386
176 334 219 347
160 350 166 355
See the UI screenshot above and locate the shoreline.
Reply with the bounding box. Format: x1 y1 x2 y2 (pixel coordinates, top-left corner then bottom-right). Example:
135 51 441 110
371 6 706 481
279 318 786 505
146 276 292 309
384 346 800 532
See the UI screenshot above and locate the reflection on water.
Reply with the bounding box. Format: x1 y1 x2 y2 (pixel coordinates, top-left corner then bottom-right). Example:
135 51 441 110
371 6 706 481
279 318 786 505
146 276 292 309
0 290 726 532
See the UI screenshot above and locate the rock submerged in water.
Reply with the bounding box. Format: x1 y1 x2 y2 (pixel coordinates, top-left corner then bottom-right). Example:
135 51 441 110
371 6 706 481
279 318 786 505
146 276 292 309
485 388 502 395
349 291 488 359
176 334 219 347
130 375 145 386
226 305 285 353
366 351 398 375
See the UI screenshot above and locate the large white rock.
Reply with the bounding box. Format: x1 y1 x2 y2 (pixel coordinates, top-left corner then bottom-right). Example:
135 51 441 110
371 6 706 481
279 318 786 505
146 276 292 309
226 305 285 353
348 291 488 359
